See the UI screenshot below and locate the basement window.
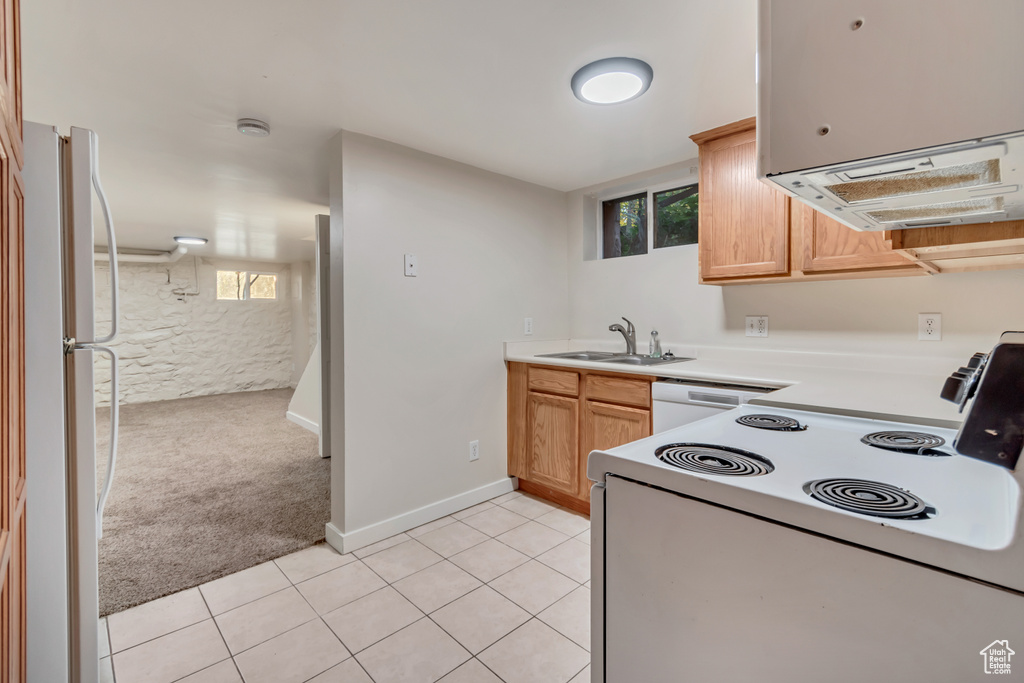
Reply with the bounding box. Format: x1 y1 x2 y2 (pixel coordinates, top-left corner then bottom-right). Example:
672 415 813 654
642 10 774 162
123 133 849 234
653 183 698 248
216 270 278 301
602 192 648 258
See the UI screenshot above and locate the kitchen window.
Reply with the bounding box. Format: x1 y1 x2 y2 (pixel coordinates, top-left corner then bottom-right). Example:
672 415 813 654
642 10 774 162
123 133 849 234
654 183 698 248
599 182 698 259
216 270 278 301
602 192 648 258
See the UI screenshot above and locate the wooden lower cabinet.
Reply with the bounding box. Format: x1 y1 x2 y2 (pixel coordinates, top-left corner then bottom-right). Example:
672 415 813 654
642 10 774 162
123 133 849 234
526 392 579 496
0 0 24 676
508 362 652 514
579 401 651 503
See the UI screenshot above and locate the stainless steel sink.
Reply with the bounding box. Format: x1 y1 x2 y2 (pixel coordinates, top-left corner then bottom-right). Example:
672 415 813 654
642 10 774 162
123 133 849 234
535 351 619 361
602 355 693 366
535 351 693 366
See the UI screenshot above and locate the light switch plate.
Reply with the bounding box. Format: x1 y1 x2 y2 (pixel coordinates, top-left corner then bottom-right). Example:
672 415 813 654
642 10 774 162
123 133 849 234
404 253 417 277
524 317 533 335
745 316 769 337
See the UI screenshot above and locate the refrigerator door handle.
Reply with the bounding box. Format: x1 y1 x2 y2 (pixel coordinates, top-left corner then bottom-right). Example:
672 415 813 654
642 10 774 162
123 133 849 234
90 345 119 539
78 130 119 345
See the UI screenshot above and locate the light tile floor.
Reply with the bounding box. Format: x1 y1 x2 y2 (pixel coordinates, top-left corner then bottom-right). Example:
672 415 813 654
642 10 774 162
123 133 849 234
101 491 592 683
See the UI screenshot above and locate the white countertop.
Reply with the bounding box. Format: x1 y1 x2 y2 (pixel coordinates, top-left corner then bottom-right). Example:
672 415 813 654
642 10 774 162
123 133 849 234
504 339 968 429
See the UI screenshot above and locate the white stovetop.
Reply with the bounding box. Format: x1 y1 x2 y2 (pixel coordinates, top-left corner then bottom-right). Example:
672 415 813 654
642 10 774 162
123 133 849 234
588 404 1024 592
504 339 967 428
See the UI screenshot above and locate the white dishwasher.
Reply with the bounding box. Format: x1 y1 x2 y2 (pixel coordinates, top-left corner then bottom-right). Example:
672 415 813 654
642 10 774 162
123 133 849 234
652 379 774 433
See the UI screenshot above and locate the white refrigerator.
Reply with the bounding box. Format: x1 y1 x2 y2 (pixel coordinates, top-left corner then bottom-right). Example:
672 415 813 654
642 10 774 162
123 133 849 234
23 122 121 683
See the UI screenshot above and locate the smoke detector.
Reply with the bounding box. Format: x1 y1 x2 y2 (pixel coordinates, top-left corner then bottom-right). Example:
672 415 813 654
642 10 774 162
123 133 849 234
237 118 270 137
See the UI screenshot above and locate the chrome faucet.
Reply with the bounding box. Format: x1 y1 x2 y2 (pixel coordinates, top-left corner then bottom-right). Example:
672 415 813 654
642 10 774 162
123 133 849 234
608 317 637 355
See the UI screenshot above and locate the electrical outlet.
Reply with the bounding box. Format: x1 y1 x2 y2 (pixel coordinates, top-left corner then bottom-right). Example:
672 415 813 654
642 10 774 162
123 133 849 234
404 253 417 277
524 317 533 335
469 440 480 462
745 315 769 338
918 313 942 341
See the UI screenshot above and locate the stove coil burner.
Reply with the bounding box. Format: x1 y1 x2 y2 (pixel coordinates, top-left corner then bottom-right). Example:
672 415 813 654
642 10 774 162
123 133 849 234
804 478 934 519
735 414 807 432
861 431 950 456
655 443 775 477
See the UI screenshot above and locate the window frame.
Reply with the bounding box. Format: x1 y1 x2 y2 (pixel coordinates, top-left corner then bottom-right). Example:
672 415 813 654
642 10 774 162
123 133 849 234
601 191 648 259
595 172 700 260
216 269 280 302
652 181 699 250
245 271 279 301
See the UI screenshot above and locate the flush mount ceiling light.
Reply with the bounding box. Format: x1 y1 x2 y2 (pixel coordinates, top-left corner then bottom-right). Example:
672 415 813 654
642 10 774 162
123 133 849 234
571 57 653 105
173 236 208 245
236 118 271 137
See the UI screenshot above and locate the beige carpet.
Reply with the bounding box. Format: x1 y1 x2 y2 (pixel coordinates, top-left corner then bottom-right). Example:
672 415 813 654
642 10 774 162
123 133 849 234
95 388 328 616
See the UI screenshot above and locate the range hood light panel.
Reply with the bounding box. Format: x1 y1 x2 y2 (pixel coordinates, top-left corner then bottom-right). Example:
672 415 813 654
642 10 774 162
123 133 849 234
756 0 1024 231
864 197 1004 224
825 159 1002 204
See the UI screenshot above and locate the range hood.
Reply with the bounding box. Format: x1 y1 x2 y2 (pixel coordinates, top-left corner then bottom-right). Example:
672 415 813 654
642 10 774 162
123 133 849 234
756 0 1024 232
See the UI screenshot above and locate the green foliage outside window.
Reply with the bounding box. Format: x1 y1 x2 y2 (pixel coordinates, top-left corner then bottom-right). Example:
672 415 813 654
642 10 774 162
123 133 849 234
603 193 647 258
654 184 698 249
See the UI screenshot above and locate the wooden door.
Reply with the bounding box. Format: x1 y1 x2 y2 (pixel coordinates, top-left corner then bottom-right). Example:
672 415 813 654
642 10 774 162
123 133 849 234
794 203 922 274
691 119 790 281
580 401 651 501
526 391 579 496
0 0 23 678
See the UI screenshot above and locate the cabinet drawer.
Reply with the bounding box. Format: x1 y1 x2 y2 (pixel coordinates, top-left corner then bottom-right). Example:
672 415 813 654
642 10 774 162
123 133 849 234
528 366 579 396
585 374 651 408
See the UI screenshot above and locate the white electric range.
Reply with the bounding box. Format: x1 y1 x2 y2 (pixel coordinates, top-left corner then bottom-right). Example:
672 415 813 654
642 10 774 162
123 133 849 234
588 403 1024 682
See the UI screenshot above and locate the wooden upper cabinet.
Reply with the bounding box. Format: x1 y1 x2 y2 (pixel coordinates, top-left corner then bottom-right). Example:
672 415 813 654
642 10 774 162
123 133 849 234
691 118 790 281
794 202 921 274
887 220 1024 273
692 117 930 283
526 391 579 497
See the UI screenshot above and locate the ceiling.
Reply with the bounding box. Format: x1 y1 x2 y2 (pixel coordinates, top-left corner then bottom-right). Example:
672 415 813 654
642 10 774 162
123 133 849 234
22 0 756 263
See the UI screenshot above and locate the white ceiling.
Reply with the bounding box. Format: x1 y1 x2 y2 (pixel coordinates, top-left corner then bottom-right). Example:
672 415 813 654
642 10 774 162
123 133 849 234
23 0 756 263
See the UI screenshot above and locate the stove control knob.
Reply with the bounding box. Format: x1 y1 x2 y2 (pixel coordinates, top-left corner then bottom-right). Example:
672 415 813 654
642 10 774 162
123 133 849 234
941 371 971 405
968 352 988 370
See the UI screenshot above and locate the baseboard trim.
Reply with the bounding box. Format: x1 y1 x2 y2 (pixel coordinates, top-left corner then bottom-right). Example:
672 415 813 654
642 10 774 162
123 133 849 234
323 477 518 555
286 410 320 435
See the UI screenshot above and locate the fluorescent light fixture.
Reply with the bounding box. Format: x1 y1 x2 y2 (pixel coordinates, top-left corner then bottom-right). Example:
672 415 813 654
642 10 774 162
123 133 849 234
173 236 208 245
571 57 653 105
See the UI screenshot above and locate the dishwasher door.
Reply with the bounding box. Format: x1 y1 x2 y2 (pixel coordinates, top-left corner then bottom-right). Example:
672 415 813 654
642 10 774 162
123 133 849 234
652 380 772 433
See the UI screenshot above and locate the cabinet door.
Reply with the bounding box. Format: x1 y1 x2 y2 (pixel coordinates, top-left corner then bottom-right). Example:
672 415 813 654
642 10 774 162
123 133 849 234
795 203 921 274
694 122 789 280
580 401 651 500
527 392 579 496
0 0 24 677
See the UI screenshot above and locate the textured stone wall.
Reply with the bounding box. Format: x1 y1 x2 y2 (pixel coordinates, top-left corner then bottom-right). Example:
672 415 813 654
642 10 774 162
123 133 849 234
94 258 297 406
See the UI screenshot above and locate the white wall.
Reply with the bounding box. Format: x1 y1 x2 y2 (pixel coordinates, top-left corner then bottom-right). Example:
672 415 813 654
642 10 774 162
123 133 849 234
94 258 297 405
289 260 317 385
567 166 1024 363
332 131 570 537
